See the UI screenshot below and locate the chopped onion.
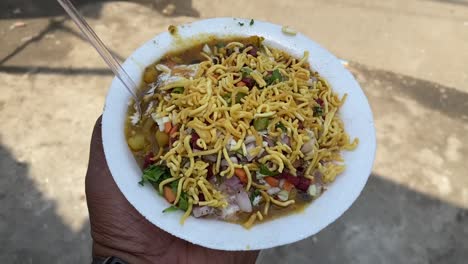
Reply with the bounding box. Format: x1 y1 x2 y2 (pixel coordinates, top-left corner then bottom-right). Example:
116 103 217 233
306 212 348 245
257 148 267 159
277 190 289 201
267 187 281 195
245 142 257 161
244 135 256 144
230 156 239 164
156 64 171 73
226 137 237 150
222 176 243 192
192 206 214 218
221 159 229 167
279 179 285 188
307 184 318 197
301 141 314 154
203 155 217 162
235 189 252 212
202 44 212 55
281 135 291 146
301 130 316 154
221 204 240 219
263 136 275 147
151 114 170 131
252 195 263 206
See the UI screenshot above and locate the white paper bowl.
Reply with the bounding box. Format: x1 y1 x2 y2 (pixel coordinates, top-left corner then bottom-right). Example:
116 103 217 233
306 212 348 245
102 18 376 251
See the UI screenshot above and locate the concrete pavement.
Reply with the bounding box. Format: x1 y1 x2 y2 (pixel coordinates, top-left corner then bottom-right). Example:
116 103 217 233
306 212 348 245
0 0 467 263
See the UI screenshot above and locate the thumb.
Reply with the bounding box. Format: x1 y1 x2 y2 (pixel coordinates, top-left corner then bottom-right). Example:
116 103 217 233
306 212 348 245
88 116 105 171
85 116 115 196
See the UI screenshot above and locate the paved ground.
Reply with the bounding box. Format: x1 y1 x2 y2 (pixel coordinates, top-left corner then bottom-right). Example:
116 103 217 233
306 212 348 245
0 0 467 263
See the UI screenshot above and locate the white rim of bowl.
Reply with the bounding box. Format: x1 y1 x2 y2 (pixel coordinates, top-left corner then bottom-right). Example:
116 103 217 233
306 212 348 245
102 17 376 251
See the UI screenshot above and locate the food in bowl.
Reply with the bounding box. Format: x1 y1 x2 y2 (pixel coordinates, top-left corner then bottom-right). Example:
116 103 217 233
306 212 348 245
125 36 358 228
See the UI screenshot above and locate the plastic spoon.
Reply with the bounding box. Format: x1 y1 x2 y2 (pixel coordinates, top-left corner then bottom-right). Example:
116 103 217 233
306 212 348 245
57 0 141 116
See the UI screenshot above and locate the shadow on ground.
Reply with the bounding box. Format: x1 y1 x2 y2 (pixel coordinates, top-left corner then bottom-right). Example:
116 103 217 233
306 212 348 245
0 16 125 68
350 63 468 124
260 173 468 264
0 0 200 68
426 0 468 7
1 139 467 263
0 143 91 263
0 0 199 19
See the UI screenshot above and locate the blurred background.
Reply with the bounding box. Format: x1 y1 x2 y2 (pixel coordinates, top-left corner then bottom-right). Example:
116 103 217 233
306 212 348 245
0 0 467 263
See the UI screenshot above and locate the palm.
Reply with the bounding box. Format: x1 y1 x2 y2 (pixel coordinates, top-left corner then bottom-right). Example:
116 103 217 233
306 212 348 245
85 117 258 264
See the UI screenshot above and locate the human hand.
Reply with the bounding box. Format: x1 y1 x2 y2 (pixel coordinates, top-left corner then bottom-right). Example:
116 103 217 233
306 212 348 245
85 117 259 264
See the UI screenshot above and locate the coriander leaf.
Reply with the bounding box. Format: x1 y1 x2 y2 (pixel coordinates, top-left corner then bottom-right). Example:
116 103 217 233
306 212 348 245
276 122 287 132
178 192 189 211
172 87 184 94
313 106 324 117
250 189 261 202
235 92 247 104
170 180 179 194
238 22 245 26
272 69 283 81
140 164 170 186
249 19 254 26
222 93 232 105
249 193 255 202
253 117 269 131
235 148 244 156
162 206 179 213
259 164 278 176
240 67 252 77
265 69 283 85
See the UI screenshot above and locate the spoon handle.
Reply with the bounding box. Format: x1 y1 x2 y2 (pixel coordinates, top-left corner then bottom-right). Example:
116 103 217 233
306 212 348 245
57 0 139 103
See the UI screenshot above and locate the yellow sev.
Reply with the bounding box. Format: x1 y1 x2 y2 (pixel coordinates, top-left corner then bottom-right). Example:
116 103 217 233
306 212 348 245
132 37 357 225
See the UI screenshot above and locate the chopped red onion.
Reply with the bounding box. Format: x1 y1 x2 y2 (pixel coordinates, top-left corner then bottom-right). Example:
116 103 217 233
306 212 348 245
297 177 311 192
235 189 252 213
143 152 155 169
281 135 291 146
221 159 229 167
246 44 258 57
190 133 203 150
193 206 214 218
203 155 217 163
241 77 256 88
263 136 275 147
206 165 214 180
220 176 243 194
230 156 239 164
